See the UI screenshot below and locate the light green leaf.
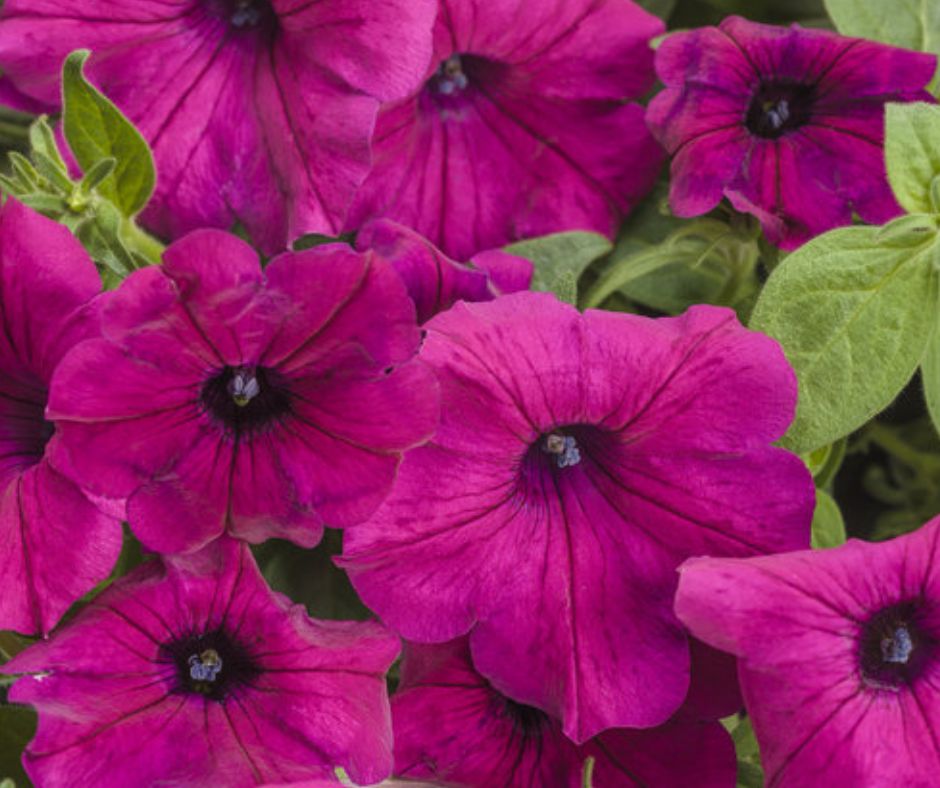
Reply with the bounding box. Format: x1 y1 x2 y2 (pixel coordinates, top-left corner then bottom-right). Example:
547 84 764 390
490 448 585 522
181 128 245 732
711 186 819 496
28 115 66 173
811 489 847 549
505 231 612 305
885 103 940 214
824 0 940 89
750 226 938 454
62 50 155 217
922 323 940 437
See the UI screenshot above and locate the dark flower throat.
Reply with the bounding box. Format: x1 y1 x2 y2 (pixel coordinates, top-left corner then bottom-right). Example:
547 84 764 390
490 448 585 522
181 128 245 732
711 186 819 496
200 365 292 437
745 81 816 139
161 628 260 701
859 602 934 689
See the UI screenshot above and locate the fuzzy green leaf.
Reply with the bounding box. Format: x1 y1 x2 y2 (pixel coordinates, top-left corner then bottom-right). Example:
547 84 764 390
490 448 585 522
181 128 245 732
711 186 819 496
506 231 612 305
62 50 155 217
922 323 940 438
750 226 938 453
885 103 940 214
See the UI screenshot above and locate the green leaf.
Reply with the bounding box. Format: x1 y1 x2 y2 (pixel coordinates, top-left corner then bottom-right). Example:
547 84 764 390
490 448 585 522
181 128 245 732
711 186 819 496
79 157 117 195
802 438 847 489
824 0 940 89
811 489 847 549
922 323 940 437
750 226 938 454
62 50 155 217
884 103 940 214
634 0 676 19
729 716 765 788
505 231 612 305
581 756 596 788
0 704 36 786
28 116 66 173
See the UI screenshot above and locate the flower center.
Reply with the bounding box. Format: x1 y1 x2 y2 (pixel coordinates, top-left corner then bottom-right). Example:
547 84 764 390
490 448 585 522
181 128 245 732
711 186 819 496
218 0 277 32
745 81 815 139
431 55 470 96
162 630 259 701
542 432 581 469
859 602 934 689
200 365 291 437
501 697 549 738
0 376 54 481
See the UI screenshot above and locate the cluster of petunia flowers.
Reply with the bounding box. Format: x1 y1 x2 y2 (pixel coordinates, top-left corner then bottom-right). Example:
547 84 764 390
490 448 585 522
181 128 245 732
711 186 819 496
0 1 938 786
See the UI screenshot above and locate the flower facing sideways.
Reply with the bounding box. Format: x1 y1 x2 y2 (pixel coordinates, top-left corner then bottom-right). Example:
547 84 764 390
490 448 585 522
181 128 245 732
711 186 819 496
341 292 814 742
0 0 436 251
6 538 400 787
0 199 121 636
346 0 665 259
646 16 936 250
356 219 533 323
391 638 736 787
676 516 940 786
47 230 439 555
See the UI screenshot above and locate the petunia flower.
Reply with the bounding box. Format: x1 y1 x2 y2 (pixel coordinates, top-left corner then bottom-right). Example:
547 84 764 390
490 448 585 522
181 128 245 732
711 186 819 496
675 515 940 786
391 638 736 788
0 198 121 636
0 0 436 252
46 230 439 555
356 219 533 323
340 292 813 742
646 16 937 250
5 538 400 787
345 0 665 260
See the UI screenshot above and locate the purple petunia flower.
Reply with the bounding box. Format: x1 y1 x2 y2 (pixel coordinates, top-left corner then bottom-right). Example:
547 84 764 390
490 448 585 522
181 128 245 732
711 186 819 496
340 292 813 742
646 16 937 250
0 199 122 636
46 230 439 555
0 0 436 252
5 538 400 786
345 0 665 260
392 638 736 787
356 219 533 323
675 516 940 786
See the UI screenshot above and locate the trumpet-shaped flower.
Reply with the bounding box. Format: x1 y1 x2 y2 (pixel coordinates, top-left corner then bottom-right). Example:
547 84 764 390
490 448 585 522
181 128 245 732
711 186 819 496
48 230 438 555
346 0 664 259
6 538 400 786
0 0 436 251
676 515 940 786
0 199 121 636
356 219 532 323
341 292 813 741
392 638 736 787
647 16 936 249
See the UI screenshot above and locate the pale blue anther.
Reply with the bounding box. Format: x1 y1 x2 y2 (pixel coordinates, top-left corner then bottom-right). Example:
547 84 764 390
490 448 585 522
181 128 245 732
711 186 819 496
231 4 262 28
766 99 790 131
544 433 581 469
188 652 223 683
881 626 914 665
435 56 469 95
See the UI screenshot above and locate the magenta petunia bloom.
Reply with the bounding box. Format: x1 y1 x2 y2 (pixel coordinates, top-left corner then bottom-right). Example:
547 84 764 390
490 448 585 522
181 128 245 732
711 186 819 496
356 219 533 323
6 538 400 786
0 199 121 637
646 16 937 250
345 0 665 260
47 230 439 555
0 0 436 252
341 292 813 741
676 516 940 786
391 638 736 787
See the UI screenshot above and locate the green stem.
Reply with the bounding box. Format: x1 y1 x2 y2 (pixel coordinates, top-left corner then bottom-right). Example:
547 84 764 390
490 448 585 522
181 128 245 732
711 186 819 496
120 219 165 266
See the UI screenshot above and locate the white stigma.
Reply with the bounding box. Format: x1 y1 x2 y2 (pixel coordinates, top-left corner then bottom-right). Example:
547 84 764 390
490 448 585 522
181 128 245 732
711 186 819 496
188 649 224 683
766 99 790 130
229 371 260 407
